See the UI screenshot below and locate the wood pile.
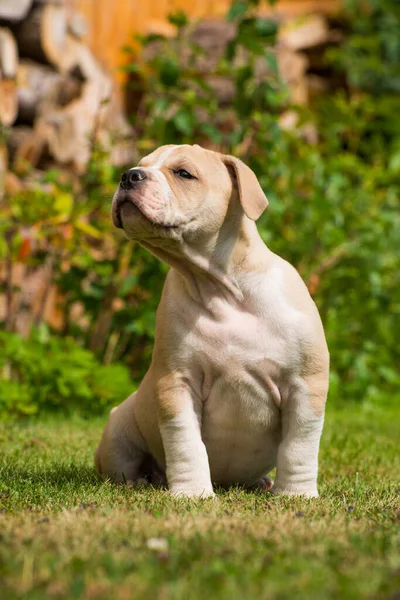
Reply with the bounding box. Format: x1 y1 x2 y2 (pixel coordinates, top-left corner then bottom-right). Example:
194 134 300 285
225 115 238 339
0 0 133 179
277 14 344 105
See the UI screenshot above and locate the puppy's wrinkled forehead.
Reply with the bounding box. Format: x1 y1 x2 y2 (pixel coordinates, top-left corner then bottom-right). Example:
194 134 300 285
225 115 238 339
139 144 224 177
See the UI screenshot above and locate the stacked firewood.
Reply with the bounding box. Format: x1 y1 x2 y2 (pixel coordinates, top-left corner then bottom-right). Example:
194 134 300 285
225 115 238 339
0 0 133 183
185 13 343 107
277 14 344 105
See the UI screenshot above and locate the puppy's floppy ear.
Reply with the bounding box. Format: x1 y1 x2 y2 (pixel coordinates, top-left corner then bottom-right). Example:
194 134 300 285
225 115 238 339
222 155 268 221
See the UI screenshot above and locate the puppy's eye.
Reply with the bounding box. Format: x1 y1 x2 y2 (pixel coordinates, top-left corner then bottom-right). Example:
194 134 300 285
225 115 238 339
174 169 196 180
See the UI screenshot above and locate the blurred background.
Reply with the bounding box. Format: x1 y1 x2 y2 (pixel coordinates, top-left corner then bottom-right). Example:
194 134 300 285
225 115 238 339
0 0 399 418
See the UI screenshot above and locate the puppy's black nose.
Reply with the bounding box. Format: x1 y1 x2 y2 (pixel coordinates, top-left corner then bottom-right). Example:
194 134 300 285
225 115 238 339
120 168 147 190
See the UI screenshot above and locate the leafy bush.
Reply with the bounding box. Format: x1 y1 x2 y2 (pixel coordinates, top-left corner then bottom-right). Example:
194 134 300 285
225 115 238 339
0 328 134 418
0 147 163 382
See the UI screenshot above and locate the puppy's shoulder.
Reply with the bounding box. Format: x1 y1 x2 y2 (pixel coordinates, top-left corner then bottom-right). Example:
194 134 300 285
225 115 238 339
270 254 329 373
264 252 316 314
250 252 329 366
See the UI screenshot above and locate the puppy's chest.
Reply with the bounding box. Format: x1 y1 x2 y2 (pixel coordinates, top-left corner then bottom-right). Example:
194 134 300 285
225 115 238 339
178 303 291 401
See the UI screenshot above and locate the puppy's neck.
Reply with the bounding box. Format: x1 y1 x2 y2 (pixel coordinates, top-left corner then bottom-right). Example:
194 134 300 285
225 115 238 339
141 217 269 307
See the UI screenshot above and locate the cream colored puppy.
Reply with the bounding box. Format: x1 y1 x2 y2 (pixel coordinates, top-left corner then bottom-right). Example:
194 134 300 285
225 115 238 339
95 144 329 498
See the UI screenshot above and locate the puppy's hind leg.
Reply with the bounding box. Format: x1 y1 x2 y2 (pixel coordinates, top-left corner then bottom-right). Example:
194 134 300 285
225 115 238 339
94 426 145 485
95 393 148 485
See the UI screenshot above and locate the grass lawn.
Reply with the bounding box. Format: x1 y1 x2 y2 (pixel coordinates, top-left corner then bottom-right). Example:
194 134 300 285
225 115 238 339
0 403 399 600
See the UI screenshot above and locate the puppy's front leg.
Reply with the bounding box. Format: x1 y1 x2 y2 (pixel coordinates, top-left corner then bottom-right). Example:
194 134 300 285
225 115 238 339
272 373 328 498
157 374 214 498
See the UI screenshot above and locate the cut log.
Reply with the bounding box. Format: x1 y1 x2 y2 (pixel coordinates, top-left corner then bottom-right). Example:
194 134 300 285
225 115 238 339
12 4 69 70
0 142 6 202
279 15 330 51
143 20 236 75
17 59 82 123
35 37 132 171
35 111 76 165
205 75 235 105
35 71 111 170
0 79 18 125
277 47 309 86
10 262 63 338
67 11 88 40
289 80 309 105
305 74 329 102
35 78 114 170
63 34 112 82
36 83 133 171
0 27 18 78
17 60 60 122
0 27 18 125
7 125 46 172
0 0 33 23
189 20 236 73
279 110 299 131
4 171 24 197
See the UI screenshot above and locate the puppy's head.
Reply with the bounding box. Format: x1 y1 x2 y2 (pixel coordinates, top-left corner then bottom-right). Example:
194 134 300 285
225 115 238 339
112 144 268 245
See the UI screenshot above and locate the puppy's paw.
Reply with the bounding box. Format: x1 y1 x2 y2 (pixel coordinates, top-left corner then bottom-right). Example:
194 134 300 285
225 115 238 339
254 476 274 491
271 484 319 498
170 484 215 499
126 477 150 488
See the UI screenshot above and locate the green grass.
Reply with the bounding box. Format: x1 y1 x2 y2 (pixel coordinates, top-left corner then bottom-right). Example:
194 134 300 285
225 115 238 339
0 403 399 600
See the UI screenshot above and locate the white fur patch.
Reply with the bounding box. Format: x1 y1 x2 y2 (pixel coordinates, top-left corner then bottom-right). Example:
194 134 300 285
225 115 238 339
154 146 182 167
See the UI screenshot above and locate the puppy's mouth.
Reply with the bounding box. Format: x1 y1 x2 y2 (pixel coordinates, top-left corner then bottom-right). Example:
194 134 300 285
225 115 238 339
115 199 137 229
115 198 180 231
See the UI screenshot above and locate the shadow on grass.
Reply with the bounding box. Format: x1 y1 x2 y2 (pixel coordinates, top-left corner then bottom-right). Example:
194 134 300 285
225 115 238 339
0 462 101 489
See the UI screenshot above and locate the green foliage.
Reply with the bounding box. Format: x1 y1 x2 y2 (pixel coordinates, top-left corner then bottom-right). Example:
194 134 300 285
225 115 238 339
0 144 163 384
126 7 283 149
329 0 400 94
0 328 134 418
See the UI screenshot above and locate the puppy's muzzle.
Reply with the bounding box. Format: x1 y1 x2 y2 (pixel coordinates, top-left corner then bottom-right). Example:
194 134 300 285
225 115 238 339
114 169 147 229
119 168 147 191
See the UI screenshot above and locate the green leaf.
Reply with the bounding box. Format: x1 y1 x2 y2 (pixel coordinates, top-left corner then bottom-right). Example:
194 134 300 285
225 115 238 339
173 112 193 136
255 18 278 39
159 58 180 87
119 274 138 297
74 221 102 239
168 10 188 28
54 193 74 217
227 1 249 21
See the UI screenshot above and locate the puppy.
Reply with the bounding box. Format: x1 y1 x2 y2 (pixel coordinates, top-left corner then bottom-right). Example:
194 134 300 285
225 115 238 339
95 144 329 498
